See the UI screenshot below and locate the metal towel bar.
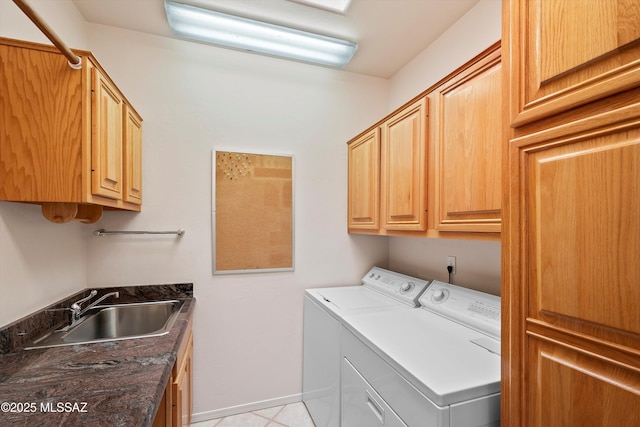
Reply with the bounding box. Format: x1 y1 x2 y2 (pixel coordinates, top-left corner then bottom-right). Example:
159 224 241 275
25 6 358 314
94 229 185 237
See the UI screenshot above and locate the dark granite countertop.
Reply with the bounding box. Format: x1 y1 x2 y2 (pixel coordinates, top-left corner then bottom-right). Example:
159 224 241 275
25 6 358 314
0 284 194 426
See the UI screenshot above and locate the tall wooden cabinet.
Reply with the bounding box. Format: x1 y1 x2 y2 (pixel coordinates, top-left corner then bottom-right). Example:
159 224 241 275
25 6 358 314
502 1 640 425
153 317 193 427
0 37 142 223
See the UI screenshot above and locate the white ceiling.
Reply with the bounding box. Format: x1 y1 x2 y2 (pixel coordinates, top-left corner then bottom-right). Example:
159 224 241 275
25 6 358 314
72 0 480 79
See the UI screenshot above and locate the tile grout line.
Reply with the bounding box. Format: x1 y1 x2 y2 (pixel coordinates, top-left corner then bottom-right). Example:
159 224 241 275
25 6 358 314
251 404 286 426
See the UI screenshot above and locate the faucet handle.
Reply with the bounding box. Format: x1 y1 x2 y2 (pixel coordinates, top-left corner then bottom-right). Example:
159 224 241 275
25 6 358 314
72 290 98 309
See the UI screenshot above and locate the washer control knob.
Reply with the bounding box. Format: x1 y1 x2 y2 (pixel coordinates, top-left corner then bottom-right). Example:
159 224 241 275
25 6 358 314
433 289 446 301
400 281 414 294
369 273 375 278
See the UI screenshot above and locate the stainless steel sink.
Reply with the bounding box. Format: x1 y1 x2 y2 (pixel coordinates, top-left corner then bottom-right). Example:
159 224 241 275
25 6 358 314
25 300 184 350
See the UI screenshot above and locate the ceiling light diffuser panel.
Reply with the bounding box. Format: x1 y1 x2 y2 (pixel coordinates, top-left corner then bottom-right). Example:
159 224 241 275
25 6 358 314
164 0 358 67
287 0 353 14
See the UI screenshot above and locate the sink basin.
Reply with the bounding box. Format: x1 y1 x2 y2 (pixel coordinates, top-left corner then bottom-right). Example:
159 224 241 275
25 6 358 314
25 300 184 350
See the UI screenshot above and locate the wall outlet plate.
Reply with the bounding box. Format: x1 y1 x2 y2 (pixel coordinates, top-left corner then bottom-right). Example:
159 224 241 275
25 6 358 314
447 256 456 275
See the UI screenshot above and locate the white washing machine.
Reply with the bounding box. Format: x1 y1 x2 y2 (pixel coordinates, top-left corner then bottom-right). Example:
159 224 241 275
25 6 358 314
303 267 432 427
341 280 501 427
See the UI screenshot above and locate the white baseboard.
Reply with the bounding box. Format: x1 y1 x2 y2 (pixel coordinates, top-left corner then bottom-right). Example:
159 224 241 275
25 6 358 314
191 393 303 423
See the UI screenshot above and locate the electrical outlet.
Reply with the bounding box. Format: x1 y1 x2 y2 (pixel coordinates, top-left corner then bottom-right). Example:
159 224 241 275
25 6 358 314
447 256 456 275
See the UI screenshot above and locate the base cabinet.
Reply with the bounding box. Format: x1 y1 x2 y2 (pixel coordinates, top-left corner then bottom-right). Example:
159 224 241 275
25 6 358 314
153 324 193 427
153 376 173 427
172 330 193 427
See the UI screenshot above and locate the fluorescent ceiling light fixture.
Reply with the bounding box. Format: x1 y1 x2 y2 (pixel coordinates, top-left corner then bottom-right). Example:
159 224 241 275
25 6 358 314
288 0 352 14
164 0 358 67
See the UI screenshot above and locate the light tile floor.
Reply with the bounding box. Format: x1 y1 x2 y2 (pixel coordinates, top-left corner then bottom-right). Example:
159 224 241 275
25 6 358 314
192 402 316 427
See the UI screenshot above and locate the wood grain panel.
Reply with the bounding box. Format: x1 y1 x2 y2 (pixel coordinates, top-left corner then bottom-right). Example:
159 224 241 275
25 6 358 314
91 67 123 200
123 104 143 205
509 0 640 126
529 337 640 427
502 2 640 425
0 43 83 202
527 129 640 334
381 97 427 231
348 128 380 231
434 44 501 232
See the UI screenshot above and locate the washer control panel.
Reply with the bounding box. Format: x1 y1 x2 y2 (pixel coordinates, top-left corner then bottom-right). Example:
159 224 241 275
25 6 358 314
362 267 432 307
419 280 501 339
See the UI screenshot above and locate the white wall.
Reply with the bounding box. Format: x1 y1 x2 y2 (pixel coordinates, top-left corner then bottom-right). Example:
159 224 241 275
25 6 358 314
81 25 389 418
0 0 89 327
386 0 502 297
389 0 502 110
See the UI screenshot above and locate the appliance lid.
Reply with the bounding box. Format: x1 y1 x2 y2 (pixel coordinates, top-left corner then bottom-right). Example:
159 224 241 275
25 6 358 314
342 308 501 407
315 286 405 311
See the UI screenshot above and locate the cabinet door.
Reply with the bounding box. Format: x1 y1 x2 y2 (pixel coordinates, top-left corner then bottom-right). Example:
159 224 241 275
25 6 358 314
510 109 640 426
348 128 380 232
527 337 640 427
173 332 193 427
152 375 172 427
123 104 142 205
433 46 501 233
507 0 640 126
380 97 428 231
91 67 123 200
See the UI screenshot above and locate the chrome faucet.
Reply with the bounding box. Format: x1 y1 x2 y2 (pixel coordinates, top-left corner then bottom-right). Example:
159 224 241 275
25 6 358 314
49 290 120 331
75 291 120 320
69 290 98 321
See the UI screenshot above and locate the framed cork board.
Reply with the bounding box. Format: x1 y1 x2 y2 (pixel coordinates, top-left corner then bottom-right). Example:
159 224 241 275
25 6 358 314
212 150 294 274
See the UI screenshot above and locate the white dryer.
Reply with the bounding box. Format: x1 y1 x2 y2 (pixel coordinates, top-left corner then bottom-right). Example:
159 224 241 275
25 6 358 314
341 280 501 427
303 267 432 427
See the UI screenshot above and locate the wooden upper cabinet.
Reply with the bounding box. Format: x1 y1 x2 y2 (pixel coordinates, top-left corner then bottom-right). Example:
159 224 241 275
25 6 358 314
380 97 428 231
347 128 380 232
0 38 142 222
124 104 143 205
91 66 123 200
346 44 506 240
507 0 640 126
431 43 501 233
